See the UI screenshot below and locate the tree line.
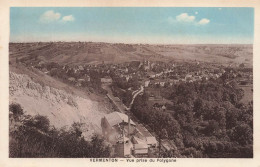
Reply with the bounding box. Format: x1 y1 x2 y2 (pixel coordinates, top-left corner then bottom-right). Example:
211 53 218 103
131 76 253 158
9 103 110 158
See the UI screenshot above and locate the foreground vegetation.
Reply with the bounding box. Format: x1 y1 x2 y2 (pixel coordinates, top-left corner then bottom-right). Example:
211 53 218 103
131 74 253 158
9 103 110 158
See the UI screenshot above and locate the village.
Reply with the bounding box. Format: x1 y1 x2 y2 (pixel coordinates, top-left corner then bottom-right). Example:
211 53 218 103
14 56 253 158
21 57 253 107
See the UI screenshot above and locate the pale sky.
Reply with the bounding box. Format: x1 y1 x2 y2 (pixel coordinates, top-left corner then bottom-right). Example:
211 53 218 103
10 7 254 44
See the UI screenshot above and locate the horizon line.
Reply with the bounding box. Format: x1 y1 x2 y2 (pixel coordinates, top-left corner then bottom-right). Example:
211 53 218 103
9 40 253 45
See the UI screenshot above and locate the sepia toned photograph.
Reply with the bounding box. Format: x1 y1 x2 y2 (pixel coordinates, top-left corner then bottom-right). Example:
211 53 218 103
9 7 253 158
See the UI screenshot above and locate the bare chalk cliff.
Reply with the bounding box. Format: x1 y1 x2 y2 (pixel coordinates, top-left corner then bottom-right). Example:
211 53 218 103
9 72 109 139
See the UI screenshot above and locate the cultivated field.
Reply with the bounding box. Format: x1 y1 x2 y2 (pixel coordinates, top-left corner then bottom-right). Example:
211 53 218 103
9 42 253 67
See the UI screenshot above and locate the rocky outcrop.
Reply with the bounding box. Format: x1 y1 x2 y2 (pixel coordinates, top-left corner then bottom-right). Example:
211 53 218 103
9 72 109 140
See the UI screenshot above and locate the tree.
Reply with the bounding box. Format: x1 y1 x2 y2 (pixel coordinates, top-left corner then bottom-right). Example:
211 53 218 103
158 128 168 157
226 108 239 129
230 123 253 145
122 90 132 107
71 122 84 137
9 103 111 158
204 120 220 136
90 135 110 157
213 107 226 129
182 147 203 158
9 103 24 121
33 115 50 132
24 115 50 132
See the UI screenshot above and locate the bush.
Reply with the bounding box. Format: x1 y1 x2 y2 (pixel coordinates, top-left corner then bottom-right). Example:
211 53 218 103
9 103 111 158
9 103 24 121
230 123 253 145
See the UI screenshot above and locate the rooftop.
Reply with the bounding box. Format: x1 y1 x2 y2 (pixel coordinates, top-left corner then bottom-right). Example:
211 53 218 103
105 112 136 127
136 124 153 137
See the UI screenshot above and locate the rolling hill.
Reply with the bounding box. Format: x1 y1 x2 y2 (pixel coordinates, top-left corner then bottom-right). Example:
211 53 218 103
9 42 253 67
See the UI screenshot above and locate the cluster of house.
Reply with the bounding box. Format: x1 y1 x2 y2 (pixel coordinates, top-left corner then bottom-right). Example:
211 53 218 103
33 59 250 102
67 75 91 87
101 112 158 158
96 60 227 90
37 60 214 90
143 68 225 89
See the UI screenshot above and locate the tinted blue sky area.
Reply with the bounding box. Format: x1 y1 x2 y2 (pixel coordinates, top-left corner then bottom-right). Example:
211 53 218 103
10 7 254 44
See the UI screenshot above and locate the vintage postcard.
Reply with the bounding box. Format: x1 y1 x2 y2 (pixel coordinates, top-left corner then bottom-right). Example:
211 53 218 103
0 0 260 167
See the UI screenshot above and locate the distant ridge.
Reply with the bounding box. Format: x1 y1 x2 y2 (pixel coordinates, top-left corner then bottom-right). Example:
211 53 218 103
9 42 253 66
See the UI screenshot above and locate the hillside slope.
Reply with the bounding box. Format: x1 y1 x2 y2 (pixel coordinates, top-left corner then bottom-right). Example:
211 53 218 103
9 72 110 139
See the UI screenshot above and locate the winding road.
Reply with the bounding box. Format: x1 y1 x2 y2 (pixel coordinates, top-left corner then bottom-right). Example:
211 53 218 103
127 85 144 110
